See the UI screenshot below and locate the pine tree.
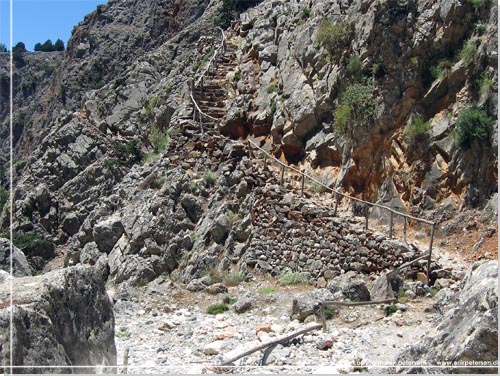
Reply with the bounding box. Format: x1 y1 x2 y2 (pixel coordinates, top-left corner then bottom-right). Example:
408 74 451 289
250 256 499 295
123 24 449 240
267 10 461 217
54 39 65 51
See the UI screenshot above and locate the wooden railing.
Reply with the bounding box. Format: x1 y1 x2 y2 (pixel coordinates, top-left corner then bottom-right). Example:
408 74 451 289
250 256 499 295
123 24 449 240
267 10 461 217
246 139 437 285
187 29 437 285
189 27 227 132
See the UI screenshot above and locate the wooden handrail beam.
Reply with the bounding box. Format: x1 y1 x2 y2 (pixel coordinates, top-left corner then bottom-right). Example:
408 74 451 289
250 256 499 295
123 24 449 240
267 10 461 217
219 324 322 366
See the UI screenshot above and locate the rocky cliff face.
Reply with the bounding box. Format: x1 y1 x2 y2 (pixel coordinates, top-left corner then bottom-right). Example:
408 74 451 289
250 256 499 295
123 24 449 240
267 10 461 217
221 0 497 211
0 0 497 372
0 0 496 278
0 266 116 373
395 260 498 373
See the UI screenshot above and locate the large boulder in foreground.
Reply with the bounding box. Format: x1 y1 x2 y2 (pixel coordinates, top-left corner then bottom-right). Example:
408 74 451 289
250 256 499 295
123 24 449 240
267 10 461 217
0 238 31 277
0 265 116 373
395 261 498 374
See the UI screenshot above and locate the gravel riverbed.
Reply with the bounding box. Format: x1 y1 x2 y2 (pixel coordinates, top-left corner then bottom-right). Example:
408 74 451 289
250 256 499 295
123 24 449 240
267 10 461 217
110 276 445 374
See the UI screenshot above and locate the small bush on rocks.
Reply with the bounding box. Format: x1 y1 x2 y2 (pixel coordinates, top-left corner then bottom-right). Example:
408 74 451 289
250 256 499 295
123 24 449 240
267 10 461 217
223 271 245 287
459 39 477 65
278 272 306 285
316 20 352 54
222 295 237 305
404 116 430 146
209 268 223 284
6 231 55 259
206 304 229 315
455 107 494 148
203 171 217 186
150 124 170 154
334 82 376 135
256 287 277 294
385 304 398 316
115 330 130 338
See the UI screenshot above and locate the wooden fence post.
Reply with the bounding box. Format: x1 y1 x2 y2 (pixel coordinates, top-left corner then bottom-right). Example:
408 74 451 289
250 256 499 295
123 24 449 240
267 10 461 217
333 192 339 216
319 303 327 332
364 203 369 230
280 165 285 186
247 141 254 158
403 217 407 243
389 210 394 239
427 222 436 286
122 348 129 374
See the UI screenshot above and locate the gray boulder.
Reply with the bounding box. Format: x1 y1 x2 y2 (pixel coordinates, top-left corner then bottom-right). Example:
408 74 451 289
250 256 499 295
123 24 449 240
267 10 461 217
0 265 116 373
328 271 371 302
180 194 202 223
210 214 231 244
290 289 333 322
0 238 31 277
370 273 403 300
395 261 498 374
233 292 254 313
93 214 124 253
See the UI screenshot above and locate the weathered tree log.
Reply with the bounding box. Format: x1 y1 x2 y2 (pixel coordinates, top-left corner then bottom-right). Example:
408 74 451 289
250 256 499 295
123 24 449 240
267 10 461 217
219 323 322 366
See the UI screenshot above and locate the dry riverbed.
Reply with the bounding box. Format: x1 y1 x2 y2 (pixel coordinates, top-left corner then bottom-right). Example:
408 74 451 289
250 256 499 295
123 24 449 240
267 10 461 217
110 275 448 374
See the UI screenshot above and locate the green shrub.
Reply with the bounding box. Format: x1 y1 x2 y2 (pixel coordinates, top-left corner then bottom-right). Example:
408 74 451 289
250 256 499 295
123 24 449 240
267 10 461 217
270 97 277 114
429 65 443 80
256 287 277 294
12 42 26 53
324 307 335 319
113 139 143 164
54 38 65 51
397 289 410 303
404 116 431 145
223 271 245 287
302 7 311 18
222 295 237 305
145 95 159 115
115 330 130 338
476 71 493 93
0 188 8 213
215 0 236 29
278 272 306 285
6 231 55 258
347 55 363 80
206 304 229 315
475 22 487 35
316 20 352 54
334 82 376 134
455 107 494 148
233 72 241 81
385 304 398 315
41 64 55 76
334 104 351 133
150 124 169 154
429 59 453 80
459 39 477 65
34 39 57 52
469 0 485 9
209 268 223 284
267 85 277 93
204 170 217 186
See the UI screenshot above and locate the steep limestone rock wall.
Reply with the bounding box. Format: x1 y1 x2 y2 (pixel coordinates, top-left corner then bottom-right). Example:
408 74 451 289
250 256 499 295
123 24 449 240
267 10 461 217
394 260 498 373
0 265 116 373
221 0 498 212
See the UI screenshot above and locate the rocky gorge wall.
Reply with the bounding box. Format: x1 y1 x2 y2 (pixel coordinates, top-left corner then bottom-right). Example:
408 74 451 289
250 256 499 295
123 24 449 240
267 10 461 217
0 266 116 373
220 0 498 211
0 0 496 288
